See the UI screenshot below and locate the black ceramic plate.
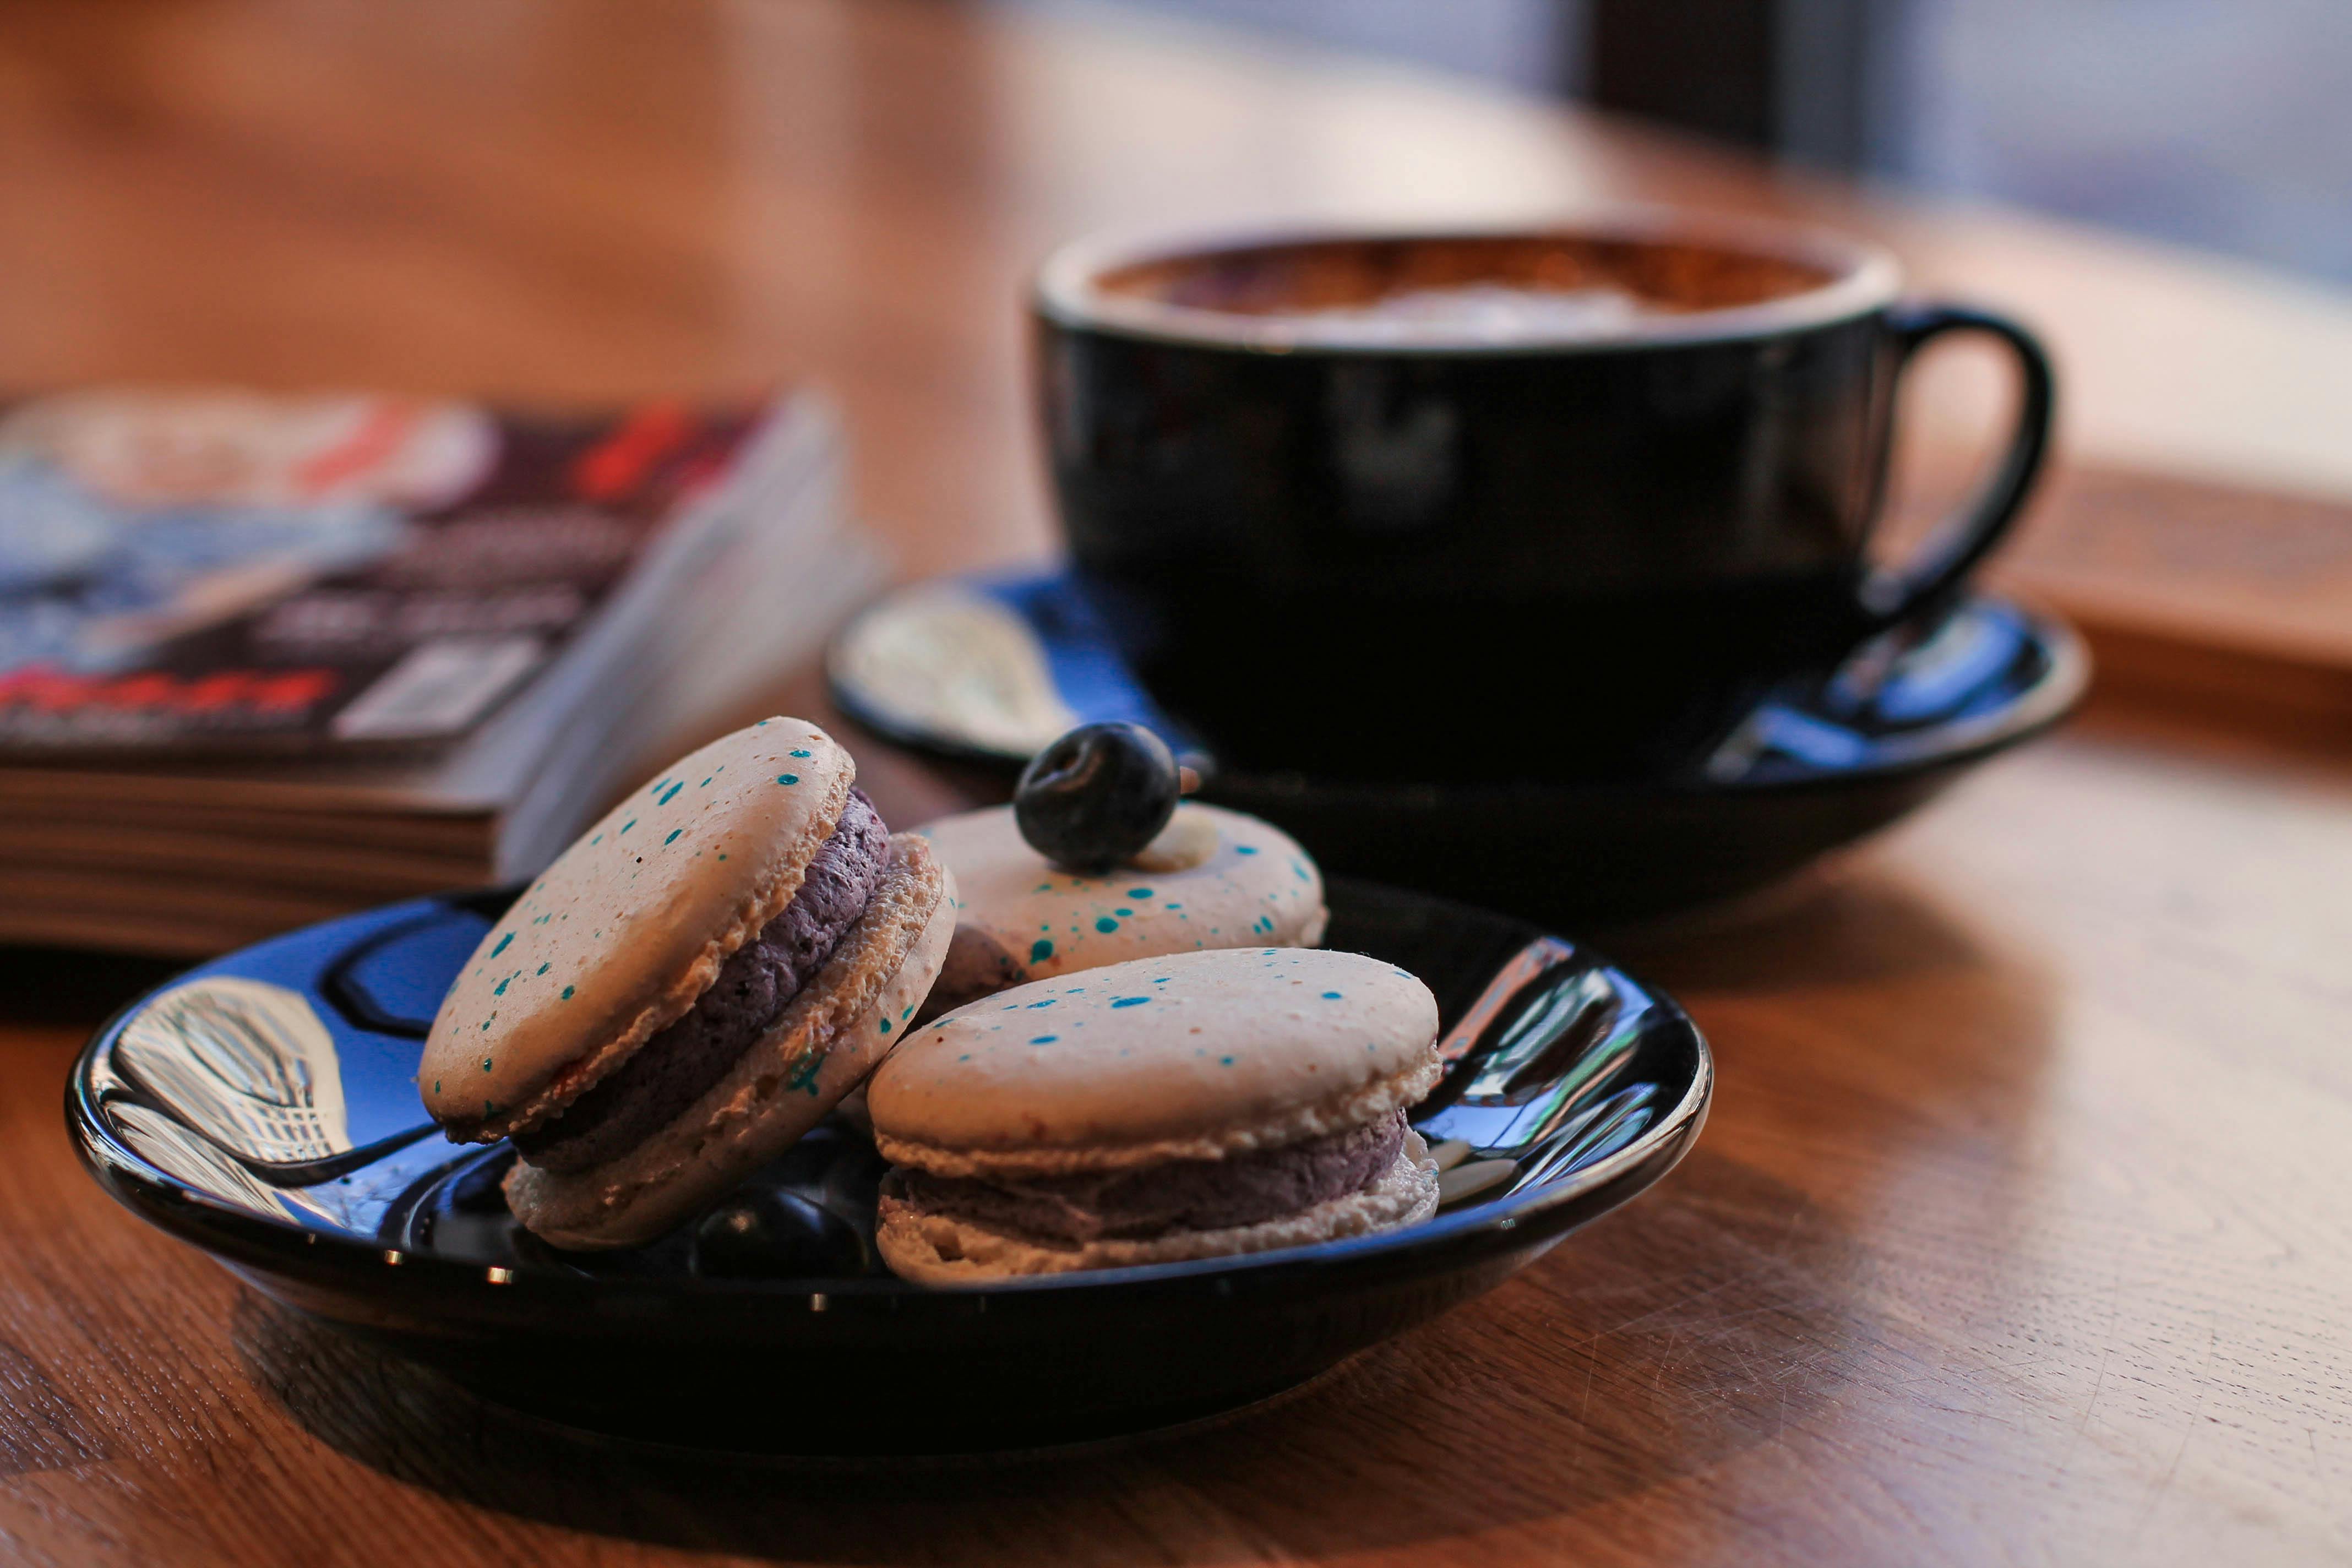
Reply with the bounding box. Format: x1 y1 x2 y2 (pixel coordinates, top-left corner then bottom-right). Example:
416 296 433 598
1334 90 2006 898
825 570 2089 923
69 879 1708 1455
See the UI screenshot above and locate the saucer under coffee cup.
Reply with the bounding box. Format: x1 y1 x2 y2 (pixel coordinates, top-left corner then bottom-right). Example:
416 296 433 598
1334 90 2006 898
1032 213 2054 783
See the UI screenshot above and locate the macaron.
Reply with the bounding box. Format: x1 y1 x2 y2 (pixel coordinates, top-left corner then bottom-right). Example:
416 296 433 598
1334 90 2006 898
420 716 956 1249
914 801 1327 1017
867 946 1441 1283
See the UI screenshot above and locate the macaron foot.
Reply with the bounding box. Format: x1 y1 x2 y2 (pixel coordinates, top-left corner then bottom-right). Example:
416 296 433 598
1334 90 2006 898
875 1137 1438 1285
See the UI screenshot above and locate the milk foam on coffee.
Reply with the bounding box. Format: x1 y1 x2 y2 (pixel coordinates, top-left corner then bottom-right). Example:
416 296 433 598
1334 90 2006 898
1268 282 1651 345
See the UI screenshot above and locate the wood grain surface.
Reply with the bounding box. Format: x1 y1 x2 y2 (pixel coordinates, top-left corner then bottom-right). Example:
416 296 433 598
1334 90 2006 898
0 3 2348 1565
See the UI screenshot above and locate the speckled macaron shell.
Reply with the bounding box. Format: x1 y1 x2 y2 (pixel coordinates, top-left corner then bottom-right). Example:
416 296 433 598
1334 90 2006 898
868 946 1441 1180
421 717 852 1140
917 802 1327 994
504 835 956 1249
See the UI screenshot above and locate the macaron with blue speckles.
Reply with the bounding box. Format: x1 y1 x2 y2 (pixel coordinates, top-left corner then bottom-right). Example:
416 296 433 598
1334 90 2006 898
420 716 956 1250
868 945 1441 1283
913 801 1327 1019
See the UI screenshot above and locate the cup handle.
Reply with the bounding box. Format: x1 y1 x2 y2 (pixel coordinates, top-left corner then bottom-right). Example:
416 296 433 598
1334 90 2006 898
1859 302 2056 630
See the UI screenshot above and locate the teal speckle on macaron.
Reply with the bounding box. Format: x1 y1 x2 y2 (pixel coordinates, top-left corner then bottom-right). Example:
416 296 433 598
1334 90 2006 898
784 1048 824 1095
1031 938 1054 962
776 774 799 786
489 932 513 957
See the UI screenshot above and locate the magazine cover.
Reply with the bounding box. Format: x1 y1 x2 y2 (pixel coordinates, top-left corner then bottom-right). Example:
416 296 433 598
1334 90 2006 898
0 390 769 755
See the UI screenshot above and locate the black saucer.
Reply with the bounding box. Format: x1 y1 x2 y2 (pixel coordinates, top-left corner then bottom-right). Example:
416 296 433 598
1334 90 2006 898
825 569 2088 923
69 878 1708 1455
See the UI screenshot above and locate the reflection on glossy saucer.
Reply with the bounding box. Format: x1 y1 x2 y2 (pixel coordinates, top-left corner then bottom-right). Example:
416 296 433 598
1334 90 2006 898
112 978 351 1168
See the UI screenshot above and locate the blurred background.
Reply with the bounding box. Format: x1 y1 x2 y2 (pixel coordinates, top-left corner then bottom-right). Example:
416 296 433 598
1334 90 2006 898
1070 0 2352 286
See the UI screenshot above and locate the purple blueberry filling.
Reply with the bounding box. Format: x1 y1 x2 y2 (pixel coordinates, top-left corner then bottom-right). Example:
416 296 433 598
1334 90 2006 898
899 1110 1409 1246
515 790 889 1174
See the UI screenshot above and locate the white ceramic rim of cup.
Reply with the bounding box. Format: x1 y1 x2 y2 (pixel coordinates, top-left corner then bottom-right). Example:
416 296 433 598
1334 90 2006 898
1033 207 1905 355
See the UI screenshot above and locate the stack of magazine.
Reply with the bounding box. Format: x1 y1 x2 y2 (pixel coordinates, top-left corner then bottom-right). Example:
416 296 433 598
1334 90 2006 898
0 387 878 956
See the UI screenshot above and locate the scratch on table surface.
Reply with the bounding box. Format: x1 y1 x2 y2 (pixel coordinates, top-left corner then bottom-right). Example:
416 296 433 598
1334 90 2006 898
1888 1352 2052 1390
1720 1334 1767 1386
1588 1275 1743 1340
1651 1326 1685 1392
2129 1314 2221 1547
2056 1265 2129 1478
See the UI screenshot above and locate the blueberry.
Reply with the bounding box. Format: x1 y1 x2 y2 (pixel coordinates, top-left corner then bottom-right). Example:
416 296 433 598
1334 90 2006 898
692 1189 866 1280
1015 722 1179 872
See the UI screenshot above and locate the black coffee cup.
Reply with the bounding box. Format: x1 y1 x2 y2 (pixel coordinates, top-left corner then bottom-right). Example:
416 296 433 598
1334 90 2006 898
1033 215 2053 783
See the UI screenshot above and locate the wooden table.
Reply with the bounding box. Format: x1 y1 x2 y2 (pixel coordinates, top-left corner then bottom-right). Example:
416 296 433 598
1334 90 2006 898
1 3 2348 1564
